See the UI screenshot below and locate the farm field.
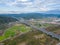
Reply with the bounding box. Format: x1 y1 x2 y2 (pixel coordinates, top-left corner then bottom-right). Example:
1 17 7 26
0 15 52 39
34 23 54 28
0 24 31 41
46 25 60 35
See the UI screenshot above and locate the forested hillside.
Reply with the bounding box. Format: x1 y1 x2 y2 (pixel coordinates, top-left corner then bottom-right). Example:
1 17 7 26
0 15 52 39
0 16 17 24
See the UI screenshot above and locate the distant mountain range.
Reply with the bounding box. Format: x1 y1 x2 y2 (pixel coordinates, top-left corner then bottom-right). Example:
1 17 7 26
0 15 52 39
0 13 60 19
0 10 60 14
45 10 60 14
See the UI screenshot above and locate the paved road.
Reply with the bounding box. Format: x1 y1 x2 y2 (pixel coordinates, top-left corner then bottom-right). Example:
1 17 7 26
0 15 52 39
13 17 60 40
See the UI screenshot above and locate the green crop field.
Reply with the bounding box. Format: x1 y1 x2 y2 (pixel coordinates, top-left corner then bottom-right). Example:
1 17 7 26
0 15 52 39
0 24 31 41
33 23 53 28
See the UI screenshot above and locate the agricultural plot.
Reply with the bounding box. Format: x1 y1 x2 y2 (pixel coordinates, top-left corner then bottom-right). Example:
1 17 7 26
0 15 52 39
46 25 60 34
33 23 53 28
0 24 31 41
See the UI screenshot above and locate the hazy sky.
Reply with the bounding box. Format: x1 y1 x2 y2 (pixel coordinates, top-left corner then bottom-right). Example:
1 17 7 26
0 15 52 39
0 0 60 13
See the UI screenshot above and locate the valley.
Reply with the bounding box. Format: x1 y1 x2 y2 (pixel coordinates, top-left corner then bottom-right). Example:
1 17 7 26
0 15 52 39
0 14 60 45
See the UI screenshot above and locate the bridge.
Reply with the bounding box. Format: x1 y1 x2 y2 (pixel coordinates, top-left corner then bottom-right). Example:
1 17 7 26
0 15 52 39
13 17 60 40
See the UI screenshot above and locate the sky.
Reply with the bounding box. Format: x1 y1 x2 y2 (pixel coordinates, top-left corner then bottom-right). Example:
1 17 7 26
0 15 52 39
0 0 60 13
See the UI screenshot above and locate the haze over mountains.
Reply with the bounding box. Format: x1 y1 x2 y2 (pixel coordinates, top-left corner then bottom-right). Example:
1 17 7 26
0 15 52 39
0 13 60 19
0 10 60 14
45 10 60 14
0 9 60 19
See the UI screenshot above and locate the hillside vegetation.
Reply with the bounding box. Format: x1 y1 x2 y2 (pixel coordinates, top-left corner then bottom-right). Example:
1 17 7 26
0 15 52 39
46 25 60 34
1 30 60 45
0 16 17 24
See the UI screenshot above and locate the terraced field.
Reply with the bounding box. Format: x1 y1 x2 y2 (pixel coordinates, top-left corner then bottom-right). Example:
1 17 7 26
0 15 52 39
0 24 31 41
